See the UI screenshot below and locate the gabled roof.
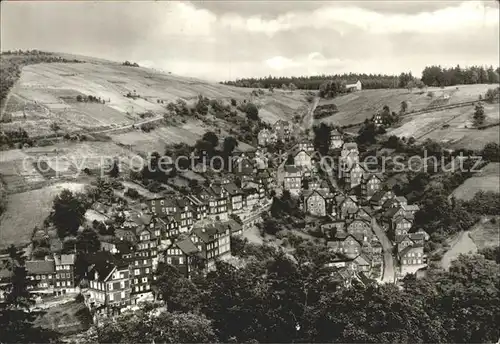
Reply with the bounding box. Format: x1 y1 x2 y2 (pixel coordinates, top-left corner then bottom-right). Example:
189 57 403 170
342 142 358 151
175 238 199 255
222 219 243 233
26 260 55 275
370 190 392 203
303 189 330 200
131 213 153 226
331 129 342 137
382 207 402 219
402 204 420 211
354 254 371 266
192 223 228 243
284 165 301 174
86 251 127 282
396 196 408 204
54 254 75 266
395 234 412 244
399 244 424 257
409 232 426 242
223 182 242 196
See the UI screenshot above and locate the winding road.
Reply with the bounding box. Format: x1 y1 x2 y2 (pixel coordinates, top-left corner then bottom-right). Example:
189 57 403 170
371 218 396 283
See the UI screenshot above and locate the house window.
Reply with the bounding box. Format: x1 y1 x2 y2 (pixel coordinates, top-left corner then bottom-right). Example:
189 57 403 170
179 257 184 264
121 291 125 299
134 269 140 276
109 293 114 301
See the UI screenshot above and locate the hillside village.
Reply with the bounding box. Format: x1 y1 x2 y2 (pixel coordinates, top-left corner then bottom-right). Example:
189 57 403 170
0 56 499 344
0 106 436 314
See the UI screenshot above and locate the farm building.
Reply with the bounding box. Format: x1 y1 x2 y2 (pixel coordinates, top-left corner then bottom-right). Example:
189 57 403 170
346 80 362 92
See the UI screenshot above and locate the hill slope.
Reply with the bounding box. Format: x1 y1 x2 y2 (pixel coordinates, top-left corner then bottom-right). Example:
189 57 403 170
1 59 309 146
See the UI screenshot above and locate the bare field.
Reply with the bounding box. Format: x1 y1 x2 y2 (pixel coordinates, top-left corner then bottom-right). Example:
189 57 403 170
388 102 499 149
451 163 500 201
0 182 86 249
0 142 138 192
1 62 256 137
470 216 500 250
317 84 495 127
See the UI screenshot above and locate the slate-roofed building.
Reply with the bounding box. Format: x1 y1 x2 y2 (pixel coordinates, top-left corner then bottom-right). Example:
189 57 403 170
283 165 302 196
165 238 202 277
54 254 77 294
86 252 132 312
26 259 56 291
190 222 231 271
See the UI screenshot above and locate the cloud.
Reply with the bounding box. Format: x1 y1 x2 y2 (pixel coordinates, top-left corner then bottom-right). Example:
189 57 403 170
160 2 217 37
265 56 300 70
218 1 498 36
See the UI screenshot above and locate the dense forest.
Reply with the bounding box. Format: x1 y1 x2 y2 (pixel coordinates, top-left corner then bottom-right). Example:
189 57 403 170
221 73 401 90
221 65 500 90
421 65 500 87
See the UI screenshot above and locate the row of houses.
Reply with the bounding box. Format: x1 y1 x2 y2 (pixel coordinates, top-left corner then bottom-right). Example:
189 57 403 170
257 120 292 146
281 138 427 278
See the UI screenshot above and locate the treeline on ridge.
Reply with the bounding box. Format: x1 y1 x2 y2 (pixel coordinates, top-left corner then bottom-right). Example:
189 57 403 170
221 64 500 90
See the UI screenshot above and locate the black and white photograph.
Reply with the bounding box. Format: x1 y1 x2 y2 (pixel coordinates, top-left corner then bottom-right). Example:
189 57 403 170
0 1 499 343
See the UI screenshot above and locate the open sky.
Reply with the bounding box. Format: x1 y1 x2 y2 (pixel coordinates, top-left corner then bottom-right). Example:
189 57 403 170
1 1 499 81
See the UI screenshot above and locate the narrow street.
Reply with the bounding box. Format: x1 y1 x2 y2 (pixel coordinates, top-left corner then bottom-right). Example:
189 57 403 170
371 218 396 283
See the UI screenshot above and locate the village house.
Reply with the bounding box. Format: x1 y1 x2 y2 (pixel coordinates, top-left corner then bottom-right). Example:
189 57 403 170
257 128 277 147
157 215 180 243
381 206 415 237
86 252 132 312
164 238 201 277
346 80 362 92
342 162 364 189
222 219 244 236
256 169 275 191
283 165 302 196
201 183 229 221
223 182 244 213
172 198 194 232
374 113 383 126
370 189 395 209
233 155 255 176
186 195 208 221
293 148 313 169
190 222 231 271
274 120 292 141
129 227 158 300
54 254 77 295
346 219 372 242
303 190 329 217
361 173 383 199
402 203 420 218
330 129 344 149
399 245 426 276
321 219 346 239
352 254 371 273
25 259 55 292
241 182 260 209
354 207 372 222
333 195 359 220
147 197 178 216
327 234 362 259
297 140 315 154
100 238 134 259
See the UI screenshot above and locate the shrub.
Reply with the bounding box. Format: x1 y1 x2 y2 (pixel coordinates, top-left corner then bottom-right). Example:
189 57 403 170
124 187 141 199
230 98 237 106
